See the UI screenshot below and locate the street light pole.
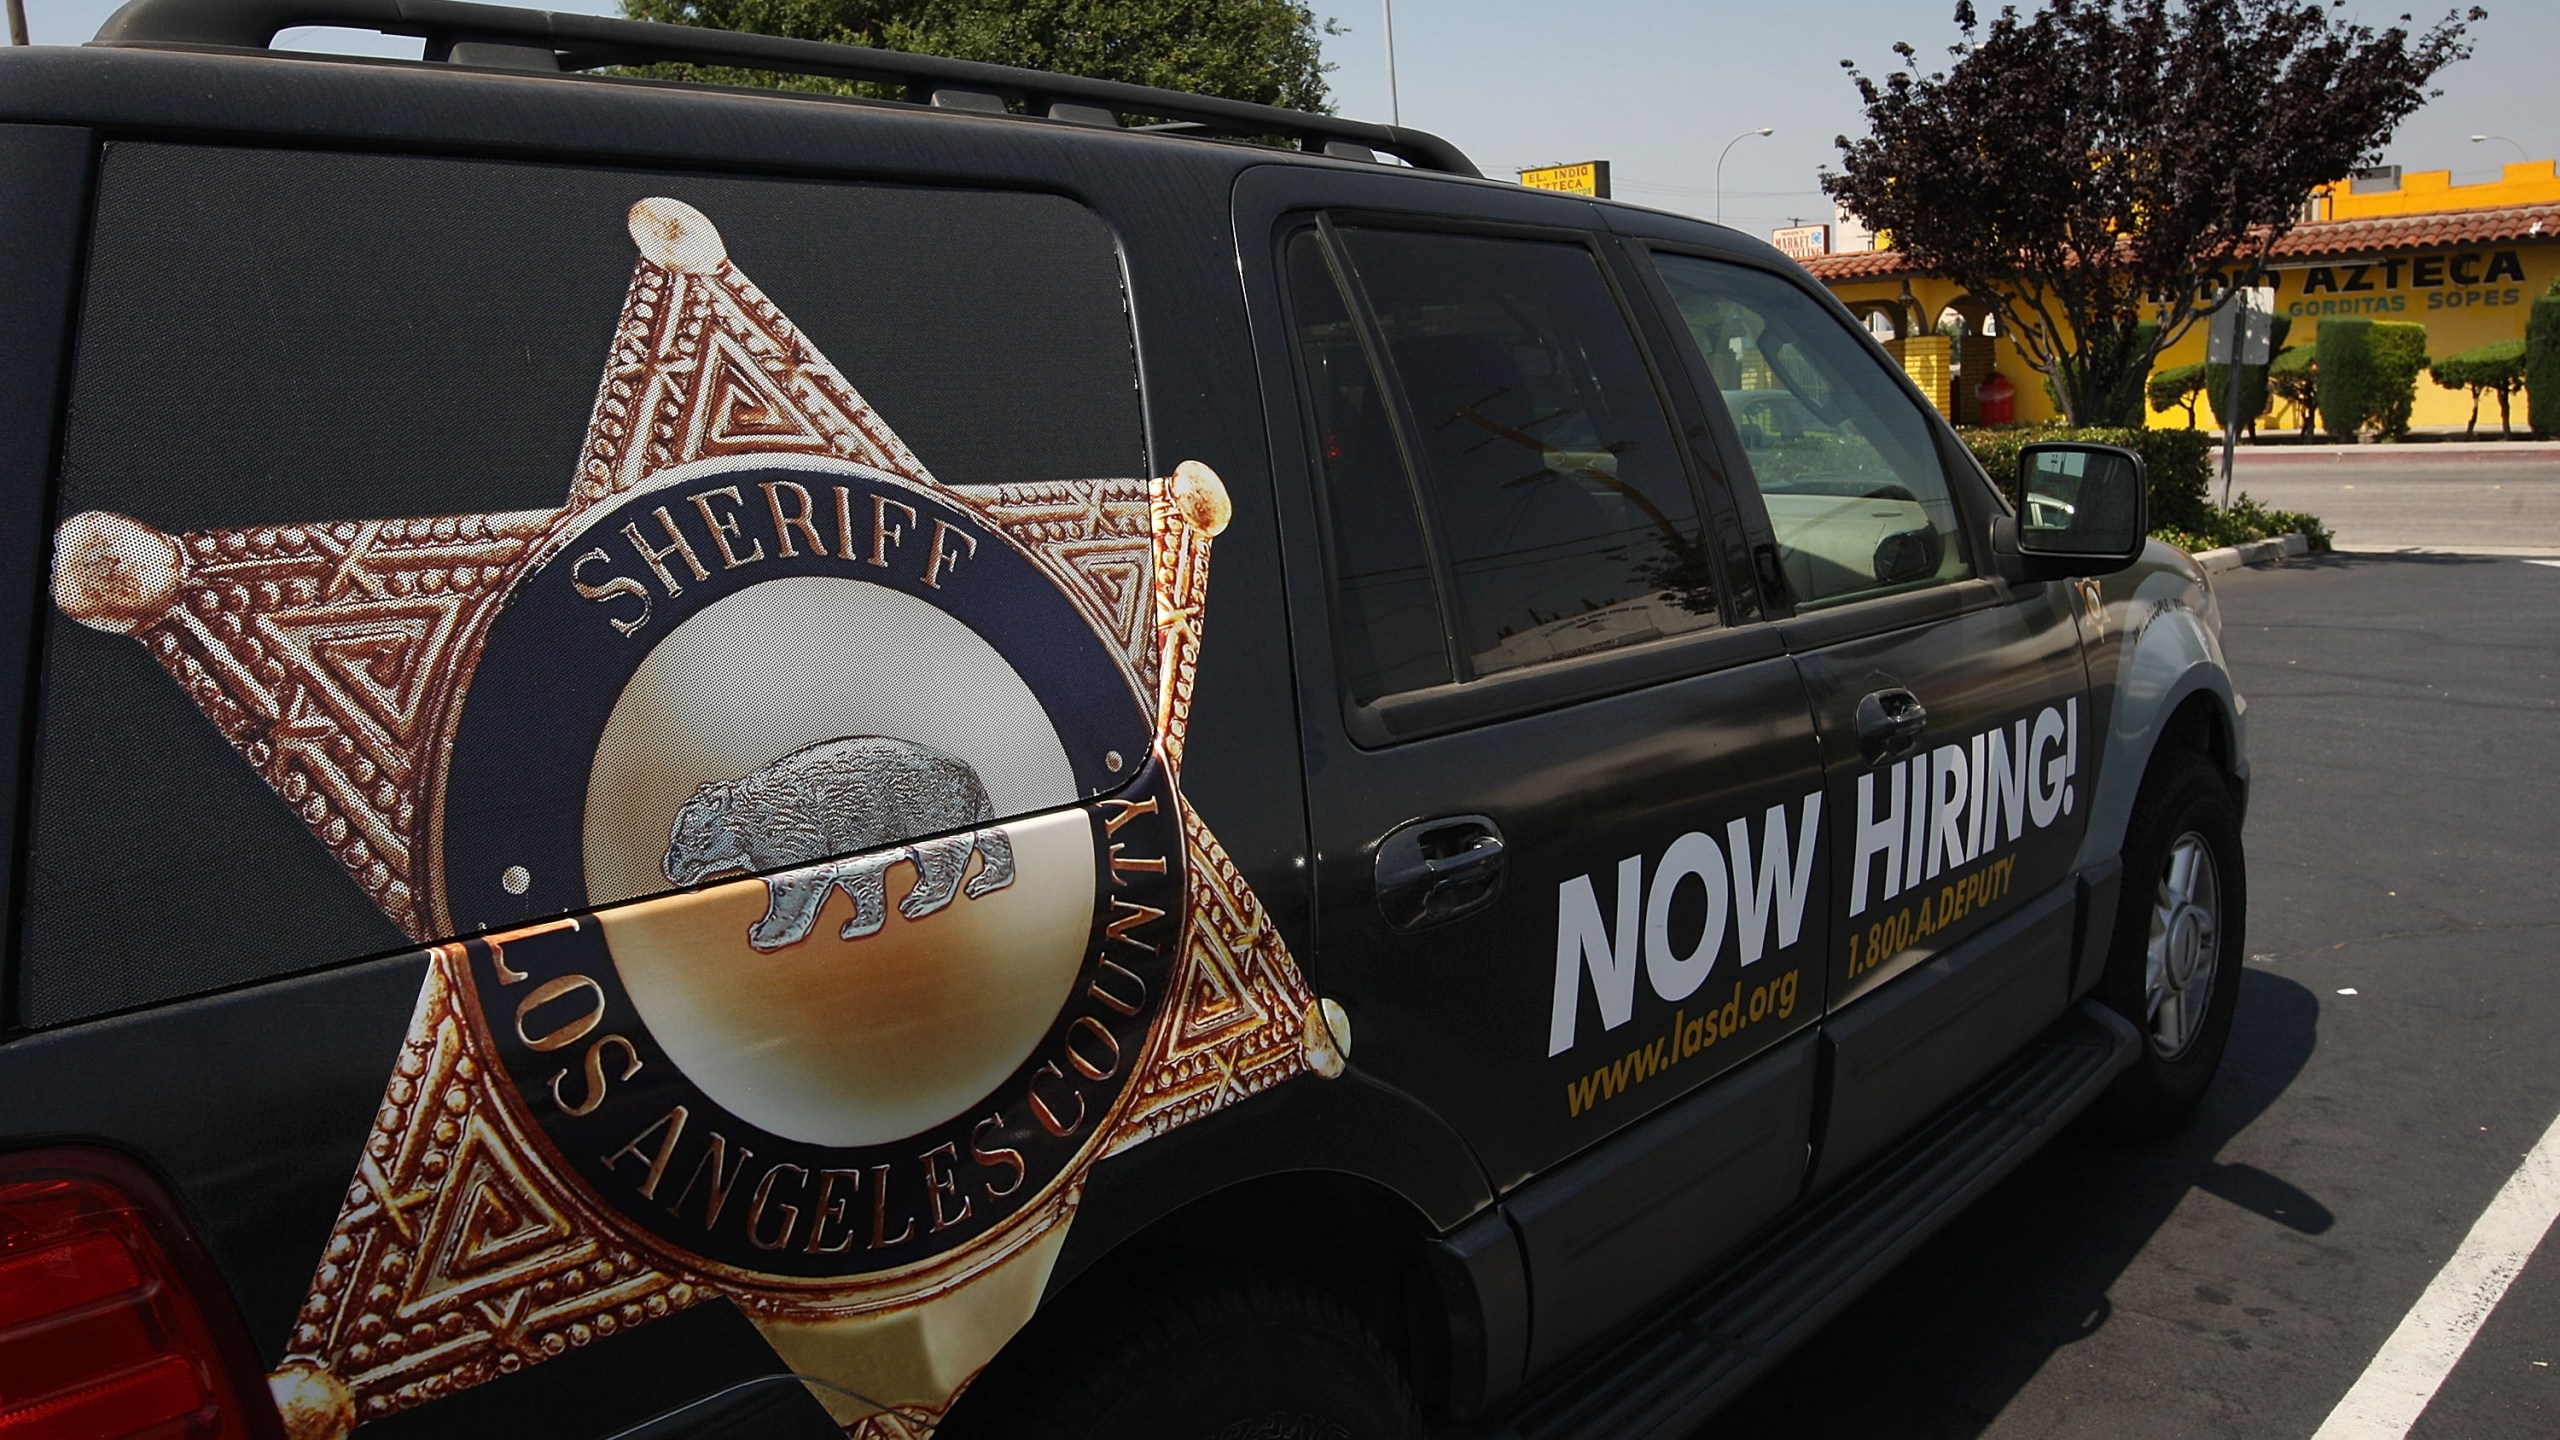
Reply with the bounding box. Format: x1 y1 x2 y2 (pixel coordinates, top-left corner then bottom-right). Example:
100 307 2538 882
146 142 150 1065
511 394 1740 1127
7 0 29 48
2470 133 2529 164
1381 0 1400 128
1716 127 1774 226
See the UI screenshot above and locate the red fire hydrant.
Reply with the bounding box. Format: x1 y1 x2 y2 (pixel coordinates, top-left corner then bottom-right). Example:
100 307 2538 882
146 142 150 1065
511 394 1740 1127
1977 372 2016 427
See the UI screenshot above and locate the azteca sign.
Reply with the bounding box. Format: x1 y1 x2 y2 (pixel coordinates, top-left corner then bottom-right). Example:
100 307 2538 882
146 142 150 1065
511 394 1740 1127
2282 248 2532 318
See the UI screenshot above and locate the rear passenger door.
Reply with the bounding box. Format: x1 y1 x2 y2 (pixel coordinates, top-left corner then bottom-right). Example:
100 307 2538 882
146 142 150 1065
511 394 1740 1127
1237 169 1829 1362
1627 237 2097 1186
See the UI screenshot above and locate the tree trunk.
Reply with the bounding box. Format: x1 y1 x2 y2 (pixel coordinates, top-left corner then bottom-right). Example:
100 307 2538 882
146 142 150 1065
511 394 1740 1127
2061 322 2160 429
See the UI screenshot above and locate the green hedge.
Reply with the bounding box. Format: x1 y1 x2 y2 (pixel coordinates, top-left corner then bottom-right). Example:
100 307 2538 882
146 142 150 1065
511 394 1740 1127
2205 313 2292 434
2529 279 2560 437
2367 321 2430 440
1958 424 2212 535
2316 318 2375 439
2429 339 2526 436
2309 319 2428 440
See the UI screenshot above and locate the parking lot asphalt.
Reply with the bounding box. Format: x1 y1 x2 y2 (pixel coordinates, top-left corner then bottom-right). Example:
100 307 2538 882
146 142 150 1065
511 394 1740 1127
2227 446 2560 555
1706 550 2560 1439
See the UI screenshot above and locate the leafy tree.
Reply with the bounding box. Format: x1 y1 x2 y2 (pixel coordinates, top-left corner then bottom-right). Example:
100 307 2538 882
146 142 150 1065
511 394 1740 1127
2428 340 2524 436
619 0 1336 112
1825 0 2476 426
2146 361 2209 428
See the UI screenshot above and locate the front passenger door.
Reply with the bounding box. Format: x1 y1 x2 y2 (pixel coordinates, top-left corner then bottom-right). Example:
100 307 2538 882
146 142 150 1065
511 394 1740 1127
1237 169 1831 1372
1641 250 2097 1187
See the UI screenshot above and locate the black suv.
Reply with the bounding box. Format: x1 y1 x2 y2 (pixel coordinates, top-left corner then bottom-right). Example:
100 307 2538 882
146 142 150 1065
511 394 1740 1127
0 6 2250 1438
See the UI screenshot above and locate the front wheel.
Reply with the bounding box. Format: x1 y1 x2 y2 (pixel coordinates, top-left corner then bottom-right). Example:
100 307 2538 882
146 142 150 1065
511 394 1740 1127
2089 748 2247 1135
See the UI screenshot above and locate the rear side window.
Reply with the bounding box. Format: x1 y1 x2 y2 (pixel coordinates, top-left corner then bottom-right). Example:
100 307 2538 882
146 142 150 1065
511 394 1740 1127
1283 223 1718 702
22 144 1144 1026
1650 254 1971 608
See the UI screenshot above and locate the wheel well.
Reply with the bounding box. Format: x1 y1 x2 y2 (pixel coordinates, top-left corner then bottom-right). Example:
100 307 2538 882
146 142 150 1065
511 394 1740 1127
2161 691 2232 774
950 1170 1447 1427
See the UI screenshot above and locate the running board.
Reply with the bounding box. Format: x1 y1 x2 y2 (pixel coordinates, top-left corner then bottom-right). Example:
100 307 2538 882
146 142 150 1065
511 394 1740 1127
1494 999 2139 1440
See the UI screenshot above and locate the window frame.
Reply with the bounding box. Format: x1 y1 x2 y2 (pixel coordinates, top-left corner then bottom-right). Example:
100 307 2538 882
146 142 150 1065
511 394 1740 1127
1276 218 1462 697
1273 209 1774 746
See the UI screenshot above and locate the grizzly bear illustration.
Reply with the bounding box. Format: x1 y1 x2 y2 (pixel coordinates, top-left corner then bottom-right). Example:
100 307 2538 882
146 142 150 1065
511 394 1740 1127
661 736 1016 952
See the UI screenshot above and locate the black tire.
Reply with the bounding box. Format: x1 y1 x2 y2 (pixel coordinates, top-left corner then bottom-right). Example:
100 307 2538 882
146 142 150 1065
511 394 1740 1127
2088 747 2247 1136
944 1268 1423 1440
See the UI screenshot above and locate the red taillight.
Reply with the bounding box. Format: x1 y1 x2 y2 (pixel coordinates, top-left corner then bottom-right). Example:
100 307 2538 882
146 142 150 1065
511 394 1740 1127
0 1152 272 1440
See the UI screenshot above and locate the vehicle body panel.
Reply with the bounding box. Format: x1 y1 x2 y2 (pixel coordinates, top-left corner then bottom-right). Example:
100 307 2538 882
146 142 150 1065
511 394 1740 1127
0 40 2249 1440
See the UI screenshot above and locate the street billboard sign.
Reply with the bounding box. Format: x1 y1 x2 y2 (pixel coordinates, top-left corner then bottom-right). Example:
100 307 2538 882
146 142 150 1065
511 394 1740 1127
2207 286 2278 365
1519 161 1611 198
1770 224 1831 259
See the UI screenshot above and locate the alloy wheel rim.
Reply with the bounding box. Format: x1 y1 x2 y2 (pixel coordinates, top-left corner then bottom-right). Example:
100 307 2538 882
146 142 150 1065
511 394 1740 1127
2144 831 2221 1060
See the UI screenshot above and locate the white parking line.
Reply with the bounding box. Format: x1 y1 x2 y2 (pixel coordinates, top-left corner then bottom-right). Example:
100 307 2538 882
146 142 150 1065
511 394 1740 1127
2529 560 2560 569
2310 1108 2560 1438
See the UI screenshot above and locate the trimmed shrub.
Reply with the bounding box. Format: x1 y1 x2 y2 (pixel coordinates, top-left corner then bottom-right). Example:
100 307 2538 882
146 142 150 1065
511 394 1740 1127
2429 339 2527 436
2269 343 2318 435
2152 492 2333 556
2529 279 2560 438
2316 317 2375 439
2205 313 2292 436
2147 362 2211 428
1957 423 2212 536
2366 321 2429 440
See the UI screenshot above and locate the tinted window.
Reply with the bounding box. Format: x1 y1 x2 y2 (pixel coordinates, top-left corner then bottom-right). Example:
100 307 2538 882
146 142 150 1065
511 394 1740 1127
24 144 1144 1025
1334 227 1717 680
1651 254 1972 608
1283 230 1451 702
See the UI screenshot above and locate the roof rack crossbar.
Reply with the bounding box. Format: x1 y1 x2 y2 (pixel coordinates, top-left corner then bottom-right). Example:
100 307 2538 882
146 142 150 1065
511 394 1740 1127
88 0 1482 177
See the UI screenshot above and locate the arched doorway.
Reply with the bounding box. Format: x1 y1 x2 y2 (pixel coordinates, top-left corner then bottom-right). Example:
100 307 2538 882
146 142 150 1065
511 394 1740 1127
1848 300 1905 342
1937 296 2001 425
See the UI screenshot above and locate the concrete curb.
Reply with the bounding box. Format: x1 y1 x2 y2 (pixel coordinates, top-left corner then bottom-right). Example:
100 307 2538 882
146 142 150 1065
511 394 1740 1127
2191 532 2310 573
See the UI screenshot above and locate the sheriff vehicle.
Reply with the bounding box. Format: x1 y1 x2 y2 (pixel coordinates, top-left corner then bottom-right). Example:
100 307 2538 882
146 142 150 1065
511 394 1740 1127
0 5 2249 1437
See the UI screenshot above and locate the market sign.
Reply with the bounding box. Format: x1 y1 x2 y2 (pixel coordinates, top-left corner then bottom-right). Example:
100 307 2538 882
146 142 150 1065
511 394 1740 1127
1770 224 1830 259
1519 161 1611 198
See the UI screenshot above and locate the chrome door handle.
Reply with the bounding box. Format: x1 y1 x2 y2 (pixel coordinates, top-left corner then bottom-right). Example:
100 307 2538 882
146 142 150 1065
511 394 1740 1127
1855 687 1928 765
1374 814 1507 932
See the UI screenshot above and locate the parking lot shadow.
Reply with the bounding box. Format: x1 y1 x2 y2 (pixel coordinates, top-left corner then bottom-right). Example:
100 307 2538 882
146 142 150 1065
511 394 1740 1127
1707 967 2323 1438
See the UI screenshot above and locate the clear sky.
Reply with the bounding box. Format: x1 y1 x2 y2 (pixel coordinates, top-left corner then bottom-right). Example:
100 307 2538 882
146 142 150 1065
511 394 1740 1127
21 0 2557 240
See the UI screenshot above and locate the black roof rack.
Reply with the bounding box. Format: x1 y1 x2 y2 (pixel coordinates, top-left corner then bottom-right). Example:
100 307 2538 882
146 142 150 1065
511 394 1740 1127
88 0 1482 177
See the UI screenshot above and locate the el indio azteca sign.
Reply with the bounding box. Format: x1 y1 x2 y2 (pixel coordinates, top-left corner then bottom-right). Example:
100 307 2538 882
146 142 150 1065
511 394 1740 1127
51 198 1347 1440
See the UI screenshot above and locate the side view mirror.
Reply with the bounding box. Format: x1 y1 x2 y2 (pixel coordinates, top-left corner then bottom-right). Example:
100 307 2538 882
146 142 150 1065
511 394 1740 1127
1993 442 2148 580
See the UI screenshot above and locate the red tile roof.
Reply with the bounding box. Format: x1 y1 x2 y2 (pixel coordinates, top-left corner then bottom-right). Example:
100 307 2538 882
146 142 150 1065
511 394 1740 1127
1791 201 2560 283
1796 248 1916 281
2265 202 2560 259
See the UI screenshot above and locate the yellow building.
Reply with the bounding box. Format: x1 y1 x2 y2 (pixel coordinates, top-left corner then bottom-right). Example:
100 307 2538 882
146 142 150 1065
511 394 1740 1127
1798 160 2560 432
